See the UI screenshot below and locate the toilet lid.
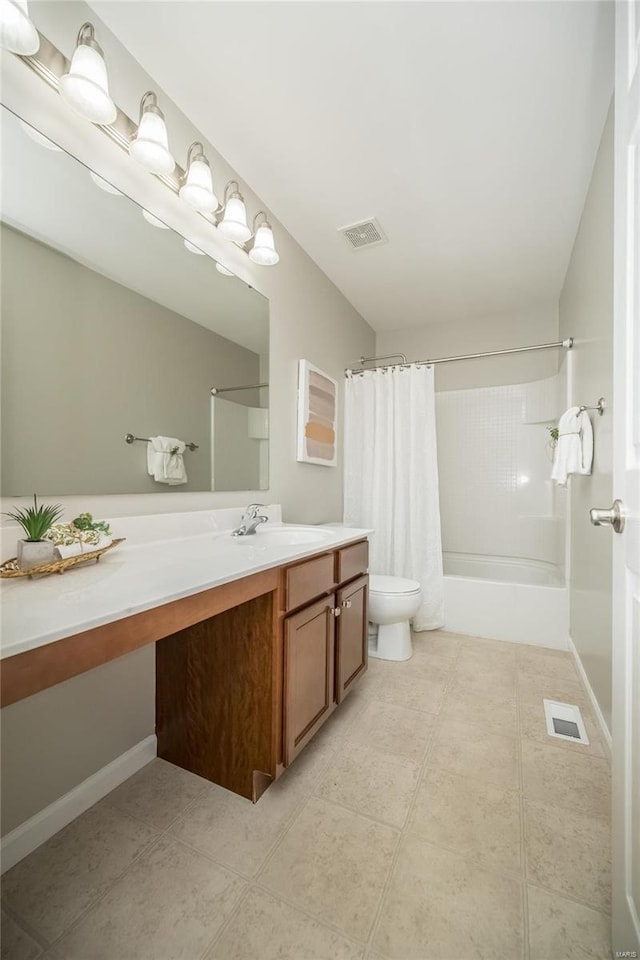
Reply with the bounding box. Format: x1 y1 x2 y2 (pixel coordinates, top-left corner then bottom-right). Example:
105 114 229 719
369 574 421 596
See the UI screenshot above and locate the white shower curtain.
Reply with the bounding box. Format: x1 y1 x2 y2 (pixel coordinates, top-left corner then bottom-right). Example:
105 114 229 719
343 364 444 631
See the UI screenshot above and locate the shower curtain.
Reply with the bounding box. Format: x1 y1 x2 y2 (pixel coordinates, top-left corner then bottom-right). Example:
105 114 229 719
343 364 444 631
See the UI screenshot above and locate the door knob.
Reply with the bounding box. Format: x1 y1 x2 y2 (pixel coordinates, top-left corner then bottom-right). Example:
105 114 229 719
589 499 625 534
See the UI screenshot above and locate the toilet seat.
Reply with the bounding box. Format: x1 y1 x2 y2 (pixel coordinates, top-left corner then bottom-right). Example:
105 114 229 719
369 574 421 596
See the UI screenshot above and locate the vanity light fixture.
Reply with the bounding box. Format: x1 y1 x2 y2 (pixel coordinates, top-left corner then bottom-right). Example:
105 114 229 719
0 0 39 55
249 212 280 266
19 119 61 151
179 142 218 213
215 262 234 277
184 239 205 255
59 22 116 126
89 170 123 196
217 181 251 243
129 91 174 176
142 209 169 229
5 18 283 266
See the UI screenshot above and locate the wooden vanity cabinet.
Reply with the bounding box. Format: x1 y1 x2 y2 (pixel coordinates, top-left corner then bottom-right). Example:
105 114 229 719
282 542 369 764
1 537 369 804
155 538 369 802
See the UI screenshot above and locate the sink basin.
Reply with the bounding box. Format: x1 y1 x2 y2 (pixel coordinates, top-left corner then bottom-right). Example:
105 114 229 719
233 525 334 547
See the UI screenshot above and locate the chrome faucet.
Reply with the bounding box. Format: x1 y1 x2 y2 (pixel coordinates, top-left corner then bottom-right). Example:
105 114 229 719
231 503 269 537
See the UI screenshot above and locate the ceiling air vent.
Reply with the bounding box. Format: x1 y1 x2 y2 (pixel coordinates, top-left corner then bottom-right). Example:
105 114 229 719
339 218 387 250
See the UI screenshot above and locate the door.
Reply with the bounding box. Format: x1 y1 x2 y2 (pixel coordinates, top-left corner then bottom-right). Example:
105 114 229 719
283 595 337 764
336 576 368 703
610 3 640 951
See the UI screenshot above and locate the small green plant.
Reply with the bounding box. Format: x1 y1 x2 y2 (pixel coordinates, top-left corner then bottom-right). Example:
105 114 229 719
72 513 111 537
547 426 559 442
4 494 64 542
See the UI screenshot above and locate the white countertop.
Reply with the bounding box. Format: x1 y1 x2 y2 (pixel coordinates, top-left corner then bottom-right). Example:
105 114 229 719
0 516 371 660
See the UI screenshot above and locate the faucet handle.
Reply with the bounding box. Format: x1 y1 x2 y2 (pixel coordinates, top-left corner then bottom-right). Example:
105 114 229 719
244 503 267 519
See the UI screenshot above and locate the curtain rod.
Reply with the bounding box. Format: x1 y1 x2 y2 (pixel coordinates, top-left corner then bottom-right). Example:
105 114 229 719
346 338 573 374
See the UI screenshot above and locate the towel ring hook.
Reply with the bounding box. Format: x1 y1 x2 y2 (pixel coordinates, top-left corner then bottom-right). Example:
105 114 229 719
578 397 606 416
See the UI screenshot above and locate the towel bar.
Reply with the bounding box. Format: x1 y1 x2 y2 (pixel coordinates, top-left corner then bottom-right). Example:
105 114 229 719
125 433 199 452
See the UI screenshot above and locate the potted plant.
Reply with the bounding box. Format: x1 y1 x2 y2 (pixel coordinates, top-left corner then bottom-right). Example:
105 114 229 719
4 495 64 570
546 425 559 462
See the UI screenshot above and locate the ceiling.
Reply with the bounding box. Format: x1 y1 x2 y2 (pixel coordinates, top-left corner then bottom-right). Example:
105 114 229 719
0 108 269 355
92 1 614 332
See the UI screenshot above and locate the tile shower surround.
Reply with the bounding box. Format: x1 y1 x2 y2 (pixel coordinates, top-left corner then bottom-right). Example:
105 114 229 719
436 374 566 574
1 631 611 960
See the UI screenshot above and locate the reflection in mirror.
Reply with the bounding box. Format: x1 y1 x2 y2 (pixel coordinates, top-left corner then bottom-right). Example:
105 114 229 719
0 108 269 496
212 388 269 491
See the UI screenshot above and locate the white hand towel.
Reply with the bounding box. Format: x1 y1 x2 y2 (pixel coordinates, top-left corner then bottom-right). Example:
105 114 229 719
56 534 112 559
551 407 594 485
147 436 188 485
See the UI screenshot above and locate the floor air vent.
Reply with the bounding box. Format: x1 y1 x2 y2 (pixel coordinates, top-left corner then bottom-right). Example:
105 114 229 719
339 218 387 250
543 699 589 745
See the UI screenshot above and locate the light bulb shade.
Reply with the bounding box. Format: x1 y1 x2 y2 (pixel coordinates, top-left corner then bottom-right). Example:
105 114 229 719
130 98 174 175
184 239 205 255
218 194 251 242
142 209 169 229
19 119 62 152
216 262 234 277
179 148 217 213
89 171 122 195
249 221 279 265
59 27 117 125
0 0 39 55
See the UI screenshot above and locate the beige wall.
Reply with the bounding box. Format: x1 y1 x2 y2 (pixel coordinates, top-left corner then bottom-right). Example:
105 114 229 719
0 3 374 838
1 648 154 835
1 225 261 496
559 104 614 733
375 302 560 392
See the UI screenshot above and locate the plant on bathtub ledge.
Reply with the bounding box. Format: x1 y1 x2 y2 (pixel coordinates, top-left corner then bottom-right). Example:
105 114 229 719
4 494 63 570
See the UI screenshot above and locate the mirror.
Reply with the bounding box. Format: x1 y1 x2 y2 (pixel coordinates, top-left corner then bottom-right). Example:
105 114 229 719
0 107 270 496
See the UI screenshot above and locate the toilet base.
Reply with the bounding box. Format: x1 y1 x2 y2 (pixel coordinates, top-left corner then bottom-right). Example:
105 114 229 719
368 620 413 661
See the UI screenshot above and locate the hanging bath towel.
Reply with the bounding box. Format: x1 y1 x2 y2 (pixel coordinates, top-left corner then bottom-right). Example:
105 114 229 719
551 407 593 485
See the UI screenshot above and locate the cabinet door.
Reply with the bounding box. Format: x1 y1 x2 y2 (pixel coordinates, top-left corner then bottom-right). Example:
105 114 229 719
336 575 368 703
283 595 336 764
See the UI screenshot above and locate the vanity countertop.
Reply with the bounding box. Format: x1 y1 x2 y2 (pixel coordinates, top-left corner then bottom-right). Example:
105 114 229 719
0 521 372 660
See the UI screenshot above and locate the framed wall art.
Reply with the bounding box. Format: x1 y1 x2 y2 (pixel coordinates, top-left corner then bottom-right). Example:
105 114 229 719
296 360 338 467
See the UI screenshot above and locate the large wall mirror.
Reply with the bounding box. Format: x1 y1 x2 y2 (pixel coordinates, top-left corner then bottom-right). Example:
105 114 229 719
0 107 269 495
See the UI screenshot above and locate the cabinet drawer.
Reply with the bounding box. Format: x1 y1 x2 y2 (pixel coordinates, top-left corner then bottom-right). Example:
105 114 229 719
285 553 335 612
336 540 369 585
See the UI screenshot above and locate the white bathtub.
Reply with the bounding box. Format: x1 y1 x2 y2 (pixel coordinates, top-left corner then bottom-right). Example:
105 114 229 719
442 553 569 650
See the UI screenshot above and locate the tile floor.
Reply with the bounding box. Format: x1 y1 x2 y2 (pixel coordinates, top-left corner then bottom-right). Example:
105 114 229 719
1 631 612 960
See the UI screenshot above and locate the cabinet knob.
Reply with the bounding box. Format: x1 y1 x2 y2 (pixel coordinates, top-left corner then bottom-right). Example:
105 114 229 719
329 606 341 617
341 599 352 609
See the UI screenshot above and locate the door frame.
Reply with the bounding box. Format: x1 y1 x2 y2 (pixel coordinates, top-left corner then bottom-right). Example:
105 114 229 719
611 0 640 952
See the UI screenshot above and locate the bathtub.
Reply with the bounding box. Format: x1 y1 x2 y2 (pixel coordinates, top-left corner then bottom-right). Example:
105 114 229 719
442 552 569 650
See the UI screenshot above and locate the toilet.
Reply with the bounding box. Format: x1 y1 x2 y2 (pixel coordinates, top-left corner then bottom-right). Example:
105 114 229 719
368 574 422 661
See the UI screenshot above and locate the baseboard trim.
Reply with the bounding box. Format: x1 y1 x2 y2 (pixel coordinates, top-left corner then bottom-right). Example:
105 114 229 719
1 735 157 873
568 637 612 756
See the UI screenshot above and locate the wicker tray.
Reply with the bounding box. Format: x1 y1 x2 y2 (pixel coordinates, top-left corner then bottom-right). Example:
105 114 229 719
0 538 126 579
